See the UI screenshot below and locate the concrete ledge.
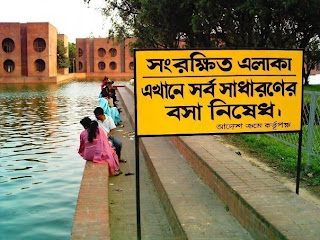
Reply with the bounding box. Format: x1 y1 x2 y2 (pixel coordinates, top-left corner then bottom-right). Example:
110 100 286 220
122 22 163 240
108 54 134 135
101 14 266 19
170 136 320 240
71 161 110 240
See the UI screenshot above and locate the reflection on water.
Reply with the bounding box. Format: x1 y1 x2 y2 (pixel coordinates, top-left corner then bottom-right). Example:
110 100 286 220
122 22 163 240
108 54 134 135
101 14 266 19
0 80 101 240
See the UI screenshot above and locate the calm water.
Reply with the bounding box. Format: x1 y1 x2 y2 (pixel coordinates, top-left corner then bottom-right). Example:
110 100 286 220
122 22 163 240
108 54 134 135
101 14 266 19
0 80 101 240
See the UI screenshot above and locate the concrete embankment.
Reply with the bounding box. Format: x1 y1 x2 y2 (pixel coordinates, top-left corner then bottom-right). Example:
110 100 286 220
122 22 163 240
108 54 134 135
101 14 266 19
71 161 110 240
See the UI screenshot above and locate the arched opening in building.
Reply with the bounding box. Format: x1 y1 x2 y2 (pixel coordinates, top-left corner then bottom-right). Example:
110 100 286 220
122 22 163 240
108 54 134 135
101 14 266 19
35 59 45 72
129 62 134 70
109 61 117 70
79 61 83 70
98 48 106 57
2 38 15 53
109 48 117 57
33 38 46 52
78 48 83 57
3 60 15 73
98 61 106 70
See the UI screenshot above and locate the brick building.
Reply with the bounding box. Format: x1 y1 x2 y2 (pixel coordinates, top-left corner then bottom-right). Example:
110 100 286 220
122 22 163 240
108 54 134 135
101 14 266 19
0 22 58 79
0 22 135 83
76 37 136 77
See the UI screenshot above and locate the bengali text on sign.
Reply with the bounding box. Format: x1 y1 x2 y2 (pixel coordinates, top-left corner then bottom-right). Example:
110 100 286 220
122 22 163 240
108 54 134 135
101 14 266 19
135 49 303 136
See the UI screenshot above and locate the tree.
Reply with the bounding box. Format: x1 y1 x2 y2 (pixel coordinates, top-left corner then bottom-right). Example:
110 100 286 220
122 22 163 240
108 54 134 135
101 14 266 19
85 0 320 84
68 42 76 73
57 40 69 69
84 0 195 49
192 0 320 84
304 38 320 84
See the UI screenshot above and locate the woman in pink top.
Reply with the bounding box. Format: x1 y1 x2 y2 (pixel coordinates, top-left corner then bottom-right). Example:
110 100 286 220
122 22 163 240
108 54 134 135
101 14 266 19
78 117 121 176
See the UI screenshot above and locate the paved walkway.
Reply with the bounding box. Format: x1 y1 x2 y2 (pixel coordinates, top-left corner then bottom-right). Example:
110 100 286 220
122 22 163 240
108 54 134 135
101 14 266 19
108 95 175 240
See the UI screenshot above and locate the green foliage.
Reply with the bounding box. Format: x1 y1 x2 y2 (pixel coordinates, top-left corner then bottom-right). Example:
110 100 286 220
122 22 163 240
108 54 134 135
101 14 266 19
304 85 320 92
68 43 76 73
85 0 320 83
57 40 69 69
304 38 320 85
84 0 195 49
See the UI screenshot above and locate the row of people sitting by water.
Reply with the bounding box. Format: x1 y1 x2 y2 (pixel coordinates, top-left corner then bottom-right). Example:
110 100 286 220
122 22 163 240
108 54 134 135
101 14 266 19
78 78 126 176
101 77 118 108
99 77 123 126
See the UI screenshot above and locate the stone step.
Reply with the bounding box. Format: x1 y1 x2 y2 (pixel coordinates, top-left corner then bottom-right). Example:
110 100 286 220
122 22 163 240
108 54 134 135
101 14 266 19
117 86 253 239
169 134 320 240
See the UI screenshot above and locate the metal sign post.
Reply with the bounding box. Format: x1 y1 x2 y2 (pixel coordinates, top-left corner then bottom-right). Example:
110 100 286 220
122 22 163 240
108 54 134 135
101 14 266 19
296 130 303 194
295 62 305 195
134 51 142 240
135 135 141 239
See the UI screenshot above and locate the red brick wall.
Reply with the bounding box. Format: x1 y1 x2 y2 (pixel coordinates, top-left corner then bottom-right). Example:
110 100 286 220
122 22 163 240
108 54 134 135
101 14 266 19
48 23 57 77
103 38 121 74
0 23 22 77
76 38 88 73
20 23 28 76
93 38 109 73
26 23 56 77
76 38 129 75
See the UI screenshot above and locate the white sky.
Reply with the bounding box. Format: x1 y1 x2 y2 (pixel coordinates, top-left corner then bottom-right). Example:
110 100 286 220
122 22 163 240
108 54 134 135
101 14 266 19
0 0 111 43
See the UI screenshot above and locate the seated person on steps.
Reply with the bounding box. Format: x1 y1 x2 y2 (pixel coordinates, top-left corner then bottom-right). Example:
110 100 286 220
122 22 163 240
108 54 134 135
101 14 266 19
98 91 122 126
94 107 127 163
78 117 122 176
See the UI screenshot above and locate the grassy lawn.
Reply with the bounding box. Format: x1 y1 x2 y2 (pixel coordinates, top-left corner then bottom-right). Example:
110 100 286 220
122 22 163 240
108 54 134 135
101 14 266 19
224 133 320 196
304 84 320 92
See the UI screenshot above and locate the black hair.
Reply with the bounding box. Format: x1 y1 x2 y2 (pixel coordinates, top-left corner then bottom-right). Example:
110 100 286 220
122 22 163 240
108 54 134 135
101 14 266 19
101 91 109 98
80 117 91 129
94 107 104 116
88 120 99 143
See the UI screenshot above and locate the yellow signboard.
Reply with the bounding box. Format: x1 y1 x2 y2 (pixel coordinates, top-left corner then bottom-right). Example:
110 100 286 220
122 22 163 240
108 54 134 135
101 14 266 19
135 49 303 136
